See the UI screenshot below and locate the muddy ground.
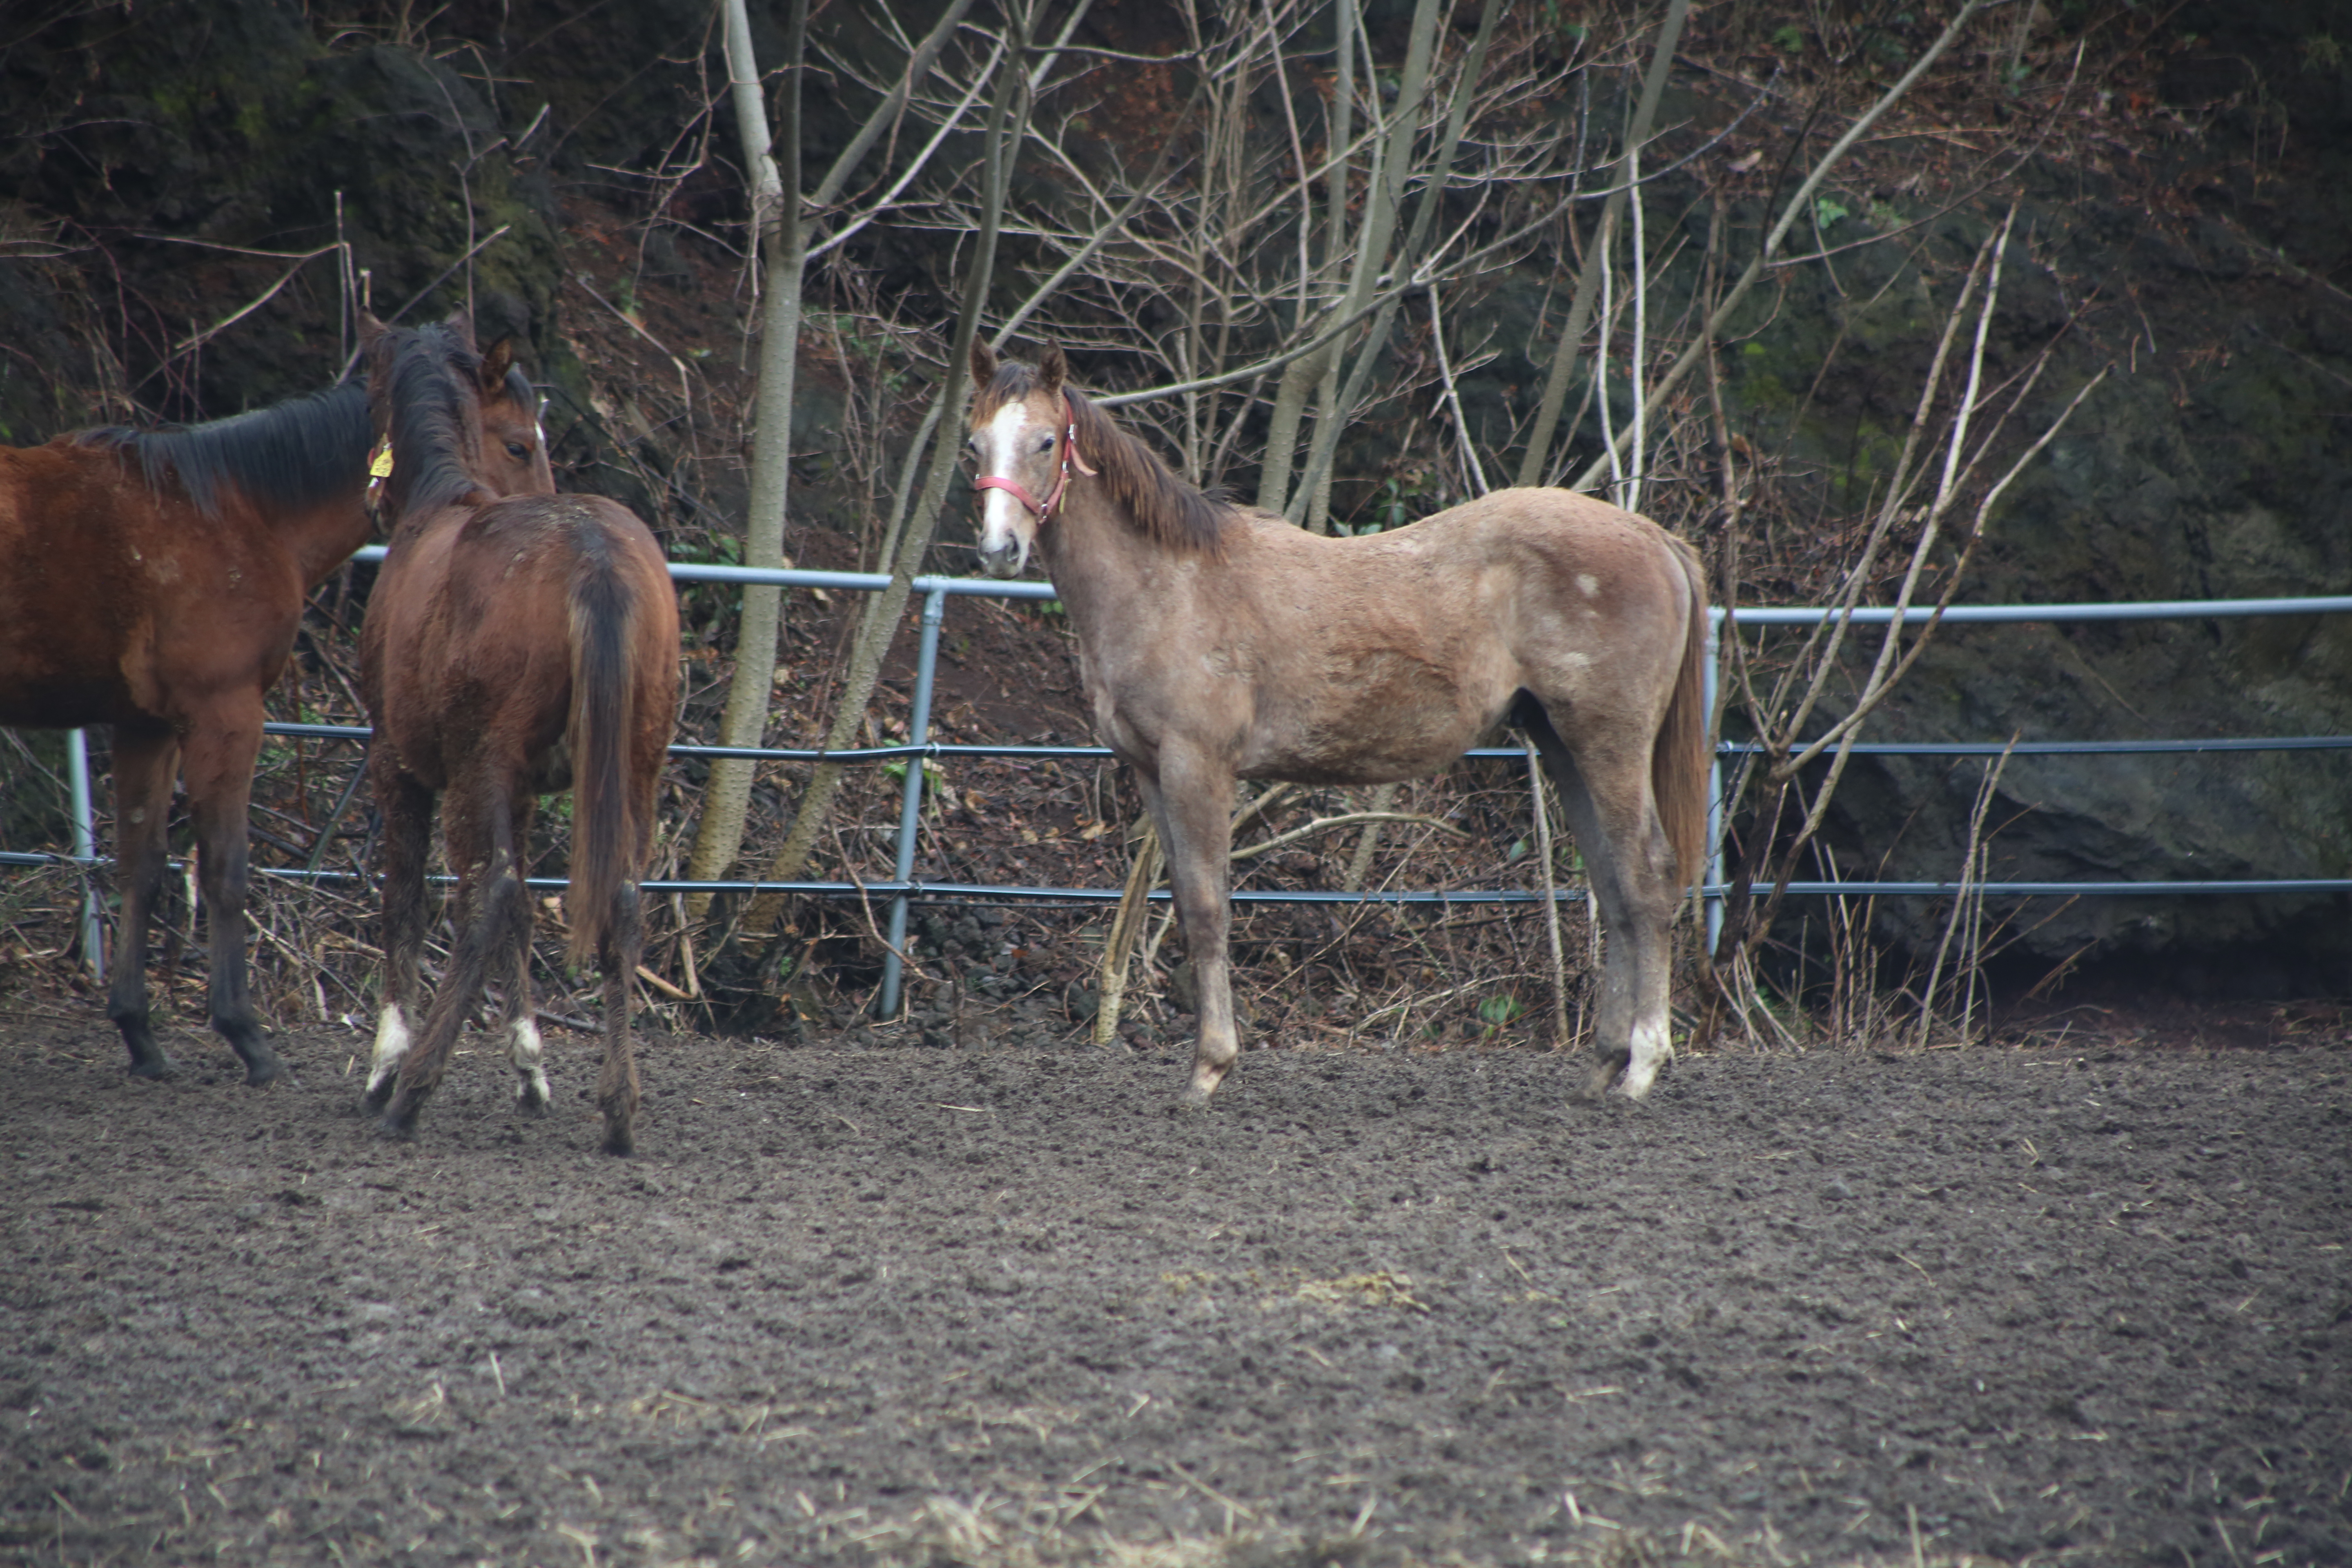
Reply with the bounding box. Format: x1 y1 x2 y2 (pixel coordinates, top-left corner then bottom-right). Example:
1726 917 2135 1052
1 1014 2347 1568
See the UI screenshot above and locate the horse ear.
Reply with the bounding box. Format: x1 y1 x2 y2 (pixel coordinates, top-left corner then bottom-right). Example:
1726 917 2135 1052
969 338 998 389
479 336 517 391
1038 344 1067 398
357 312 387 347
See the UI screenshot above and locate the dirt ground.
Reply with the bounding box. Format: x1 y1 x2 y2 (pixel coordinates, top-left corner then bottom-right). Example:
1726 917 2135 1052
1 1012 2347 1568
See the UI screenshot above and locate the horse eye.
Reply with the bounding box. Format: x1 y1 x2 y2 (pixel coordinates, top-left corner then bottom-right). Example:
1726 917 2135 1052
1037 434 1054 452
506 442 528 459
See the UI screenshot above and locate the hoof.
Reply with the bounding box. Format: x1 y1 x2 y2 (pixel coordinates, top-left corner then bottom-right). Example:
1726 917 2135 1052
361 1079 396 1113
1183 1064 1229 1103
601 1130 635 1158
1579 1059 1626 1101
372 1107 419 1141
126 1053 176 1081
241 1054 287 1087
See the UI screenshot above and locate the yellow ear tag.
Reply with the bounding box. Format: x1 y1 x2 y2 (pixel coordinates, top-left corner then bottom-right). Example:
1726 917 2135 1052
368 440 394 480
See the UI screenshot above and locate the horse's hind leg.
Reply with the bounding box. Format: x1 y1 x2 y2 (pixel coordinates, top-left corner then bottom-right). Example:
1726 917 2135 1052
105 726 179 1078
594 882 644 1155
501 795 550 1113
366 761 434 1110
181 711 283 1084
379 777 519 1138
1528 715 1679 1099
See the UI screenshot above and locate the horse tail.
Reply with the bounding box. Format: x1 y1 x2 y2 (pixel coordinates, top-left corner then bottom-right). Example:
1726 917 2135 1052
1652 539 1711 893
565 544 641 971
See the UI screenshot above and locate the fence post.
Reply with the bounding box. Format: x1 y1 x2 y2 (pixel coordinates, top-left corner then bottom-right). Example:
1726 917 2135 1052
67 728 105 983
878 588 948 1018
1703 609 1725 959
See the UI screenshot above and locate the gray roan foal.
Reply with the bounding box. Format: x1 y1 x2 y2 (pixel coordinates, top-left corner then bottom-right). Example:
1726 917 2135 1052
967 342 1710 1102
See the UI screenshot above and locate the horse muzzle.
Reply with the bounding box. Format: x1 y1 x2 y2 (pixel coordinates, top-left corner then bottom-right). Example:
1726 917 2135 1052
976 538 1027 579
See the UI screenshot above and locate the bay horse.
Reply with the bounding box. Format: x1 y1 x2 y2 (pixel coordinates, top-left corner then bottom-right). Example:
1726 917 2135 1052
358 319 678 1154
967 343 1709 1102
0 356 540 1082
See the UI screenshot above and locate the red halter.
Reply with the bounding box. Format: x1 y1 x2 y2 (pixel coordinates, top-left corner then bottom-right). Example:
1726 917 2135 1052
974 394 1096 526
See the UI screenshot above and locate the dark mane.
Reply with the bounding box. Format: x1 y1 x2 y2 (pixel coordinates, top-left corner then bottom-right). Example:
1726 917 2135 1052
976 360 1228 560
371 321 535 520
74 381 372 519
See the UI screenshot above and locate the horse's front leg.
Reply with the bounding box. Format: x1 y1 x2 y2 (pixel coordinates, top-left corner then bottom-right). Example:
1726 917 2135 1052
104 725 179 1078
1141 753 1240 1100
180 708 283 1084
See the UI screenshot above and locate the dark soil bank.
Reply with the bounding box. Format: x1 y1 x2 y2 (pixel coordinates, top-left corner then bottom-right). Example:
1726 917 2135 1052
2 1020 2347 1567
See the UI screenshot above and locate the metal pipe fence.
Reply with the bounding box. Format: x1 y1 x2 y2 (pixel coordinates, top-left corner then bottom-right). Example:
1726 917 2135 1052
21 544 2351 1013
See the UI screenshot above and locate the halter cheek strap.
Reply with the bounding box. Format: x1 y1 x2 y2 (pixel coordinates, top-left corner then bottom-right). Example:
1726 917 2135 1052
975 394 1097 526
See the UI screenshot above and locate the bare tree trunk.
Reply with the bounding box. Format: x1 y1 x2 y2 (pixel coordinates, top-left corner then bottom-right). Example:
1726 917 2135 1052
1281 0 1501 527
1256 0 1354 518
686 0 808 914
1513 0 1687 491
687 0 979 913
1262 0 1443 521
737 7 1031 940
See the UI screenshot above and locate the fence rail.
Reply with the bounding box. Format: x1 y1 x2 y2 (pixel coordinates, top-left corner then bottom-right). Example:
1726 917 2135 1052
22 545 2350 1010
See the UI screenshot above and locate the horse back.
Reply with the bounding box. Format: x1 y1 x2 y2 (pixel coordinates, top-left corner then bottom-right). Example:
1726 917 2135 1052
0 440 316 730
364 494 674 788
1154 488 1697 785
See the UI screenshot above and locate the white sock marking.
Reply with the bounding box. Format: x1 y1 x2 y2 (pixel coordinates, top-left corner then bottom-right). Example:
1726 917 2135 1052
367 1004 412 1097
510 1017 550 1108
1618 1015 1674 1099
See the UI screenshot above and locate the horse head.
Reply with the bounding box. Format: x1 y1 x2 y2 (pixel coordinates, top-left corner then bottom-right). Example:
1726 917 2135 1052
363 312 553 516
967 341 1090 579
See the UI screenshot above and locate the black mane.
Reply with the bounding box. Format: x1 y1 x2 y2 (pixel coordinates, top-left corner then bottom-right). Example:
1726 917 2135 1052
75 381 373 518
371 320 536 520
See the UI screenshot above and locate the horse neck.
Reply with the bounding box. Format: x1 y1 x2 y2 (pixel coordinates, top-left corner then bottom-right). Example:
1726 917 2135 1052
275 479 377 588
1041 482 1180 638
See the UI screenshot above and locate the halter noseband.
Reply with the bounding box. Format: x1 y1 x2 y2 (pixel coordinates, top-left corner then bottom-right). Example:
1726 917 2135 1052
974 394 1097 526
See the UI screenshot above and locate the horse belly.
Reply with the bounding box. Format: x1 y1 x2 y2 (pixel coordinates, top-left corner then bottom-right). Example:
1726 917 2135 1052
0 474 150 727
1251 650 1500 785
0 671 136 730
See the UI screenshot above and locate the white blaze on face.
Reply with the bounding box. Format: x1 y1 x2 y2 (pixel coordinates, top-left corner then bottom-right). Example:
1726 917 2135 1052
976 400 1041 571
366 1003 412 1097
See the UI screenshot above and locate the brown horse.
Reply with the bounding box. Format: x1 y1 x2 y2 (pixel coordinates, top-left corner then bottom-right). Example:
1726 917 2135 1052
967 343 1709 1102
0 356 537 1082
358 319 678 1154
